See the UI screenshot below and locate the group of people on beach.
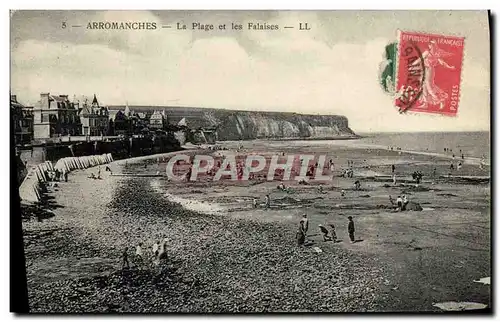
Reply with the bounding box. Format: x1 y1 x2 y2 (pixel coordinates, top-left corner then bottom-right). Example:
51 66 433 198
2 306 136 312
297 214 357 246
389 194 410 212
88 166 108 180
122 239 168 270
252 194 272 209
46 168 69 182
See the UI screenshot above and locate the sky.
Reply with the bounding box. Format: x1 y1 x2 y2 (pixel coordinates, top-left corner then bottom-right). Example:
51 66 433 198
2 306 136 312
10 10 490 132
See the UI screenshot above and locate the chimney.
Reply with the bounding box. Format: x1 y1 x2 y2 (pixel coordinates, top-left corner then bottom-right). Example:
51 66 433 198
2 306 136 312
10 95 17 103
40 93 50 109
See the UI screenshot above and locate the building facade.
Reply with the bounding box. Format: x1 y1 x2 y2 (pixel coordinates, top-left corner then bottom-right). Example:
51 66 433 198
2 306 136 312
78 94 109 136
149 110 167 130
33 93 81 139
11 94 34 145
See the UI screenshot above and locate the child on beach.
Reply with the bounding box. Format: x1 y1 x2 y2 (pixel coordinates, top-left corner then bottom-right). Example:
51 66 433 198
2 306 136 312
318 225 332 242
347 216 355 243
396 196 403 211
402 195 409 211
329 224 337 241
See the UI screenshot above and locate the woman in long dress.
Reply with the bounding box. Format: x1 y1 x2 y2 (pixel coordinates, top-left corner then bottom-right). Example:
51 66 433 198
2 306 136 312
412 40 456 110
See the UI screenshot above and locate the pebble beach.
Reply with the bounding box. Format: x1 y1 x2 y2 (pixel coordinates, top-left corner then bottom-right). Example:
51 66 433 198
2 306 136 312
21 140 491 312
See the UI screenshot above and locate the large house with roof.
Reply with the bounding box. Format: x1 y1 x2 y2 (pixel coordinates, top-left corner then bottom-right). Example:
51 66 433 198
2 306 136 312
33 93 81 139
78 94 109 136
11 94 33 145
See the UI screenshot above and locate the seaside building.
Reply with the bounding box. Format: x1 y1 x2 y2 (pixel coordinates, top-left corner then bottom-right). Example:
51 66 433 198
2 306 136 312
11 94 34 145
149 110 167 130
109 110 132 136
33 93 81 139
78 94 109 136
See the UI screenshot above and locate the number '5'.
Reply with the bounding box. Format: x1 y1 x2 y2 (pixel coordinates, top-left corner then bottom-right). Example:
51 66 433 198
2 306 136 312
62 21 67 29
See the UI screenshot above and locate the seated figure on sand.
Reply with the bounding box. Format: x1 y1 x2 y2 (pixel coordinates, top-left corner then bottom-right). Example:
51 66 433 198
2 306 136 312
402 195 409 211
318 224 332 242
396 195 403 211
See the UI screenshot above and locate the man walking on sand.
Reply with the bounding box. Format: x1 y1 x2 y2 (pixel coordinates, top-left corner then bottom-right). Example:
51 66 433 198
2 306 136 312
348 216 355 243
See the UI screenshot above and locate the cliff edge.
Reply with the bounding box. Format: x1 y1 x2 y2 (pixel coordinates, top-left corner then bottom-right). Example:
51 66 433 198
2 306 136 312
111 106 357 141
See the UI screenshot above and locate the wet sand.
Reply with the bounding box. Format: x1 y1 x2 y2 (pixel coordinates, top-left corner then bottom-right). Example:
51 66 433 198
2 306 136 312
21 140 490 312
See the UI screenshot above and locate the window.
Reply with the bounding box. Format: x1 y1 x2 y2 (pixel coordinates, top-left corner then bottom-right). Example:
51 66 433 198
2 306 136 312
42 114 50 123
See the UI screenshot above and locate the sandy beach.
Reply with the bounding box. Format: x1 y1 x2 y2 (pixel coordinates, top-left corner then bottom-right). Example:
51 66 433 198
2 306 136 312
21 140 491 312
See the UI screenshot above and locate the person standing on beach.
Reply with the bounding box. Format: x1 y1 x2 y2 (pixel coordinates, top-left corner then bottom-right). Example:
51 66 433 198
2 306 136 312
347 216 355 243
152 241 160 259
391 164 395 173
135 243 143 268
122 247 130 269
329 224 337 241
296 214 308 246
300 214 309 236
159 239 168 261
264 194 271 209
253 198 258 208
64 171 68 182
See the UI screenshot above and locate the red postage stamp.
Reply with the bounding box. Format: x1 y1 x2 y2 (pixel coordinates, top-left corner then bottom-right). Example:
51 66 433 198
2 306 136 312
394 31 465 116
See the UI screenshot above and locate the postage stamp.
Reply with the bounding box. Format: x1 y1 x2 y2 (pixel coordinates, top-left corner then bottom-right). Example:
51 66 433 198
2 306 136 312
394 31 465 116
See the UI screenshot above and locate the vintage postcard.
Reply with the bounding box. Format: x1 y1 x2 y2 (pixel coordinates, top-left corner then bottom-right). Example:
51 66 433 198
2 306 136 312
10 10 491 313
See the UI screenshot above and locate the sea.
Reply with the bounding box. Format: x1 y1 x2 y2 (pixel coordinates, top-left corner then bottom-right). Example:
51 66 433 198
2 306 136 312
356 131 490 160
